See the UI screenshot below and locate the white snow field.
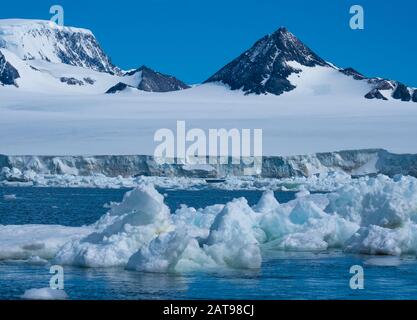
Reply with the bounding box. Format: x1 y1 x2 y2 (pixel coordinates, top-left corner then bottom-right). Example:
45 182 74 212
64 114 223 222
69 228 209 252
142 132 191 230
1 82 417 156
1 176 417 272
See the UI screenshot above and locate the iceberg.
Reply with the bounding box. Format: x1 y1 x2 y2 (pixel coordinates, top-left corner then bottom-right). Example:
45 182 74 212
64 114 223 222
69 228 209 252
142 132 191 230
2 174 417 272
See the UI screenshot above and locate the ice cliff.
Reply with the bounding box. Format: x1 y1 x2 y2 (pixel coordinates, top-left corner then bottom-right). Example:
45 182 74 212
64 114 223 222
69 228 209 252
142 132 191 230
1 149 417 183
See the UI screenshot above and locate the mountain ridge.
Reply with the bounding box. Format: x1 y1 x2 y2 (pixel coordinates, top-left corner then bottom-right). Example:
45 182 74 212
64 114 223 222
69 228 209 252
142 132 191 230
0 19 190 93
0 19 119 74
0 19 415 103
205 27 416 103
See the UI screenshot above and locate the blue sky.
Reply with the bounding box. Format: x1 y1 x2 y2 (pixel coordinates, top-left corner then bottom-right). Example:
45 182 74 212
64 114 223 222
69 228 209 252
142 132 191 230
1 0 416 85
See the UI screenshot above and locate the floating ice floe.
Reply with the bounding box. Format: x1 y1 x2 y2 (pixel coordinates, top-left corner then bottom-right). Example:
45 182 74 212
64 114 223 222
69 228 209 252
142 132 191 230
0 225 92 261
0 166 355 192
1 175 417 272
21 288 68 300
3 194 17 200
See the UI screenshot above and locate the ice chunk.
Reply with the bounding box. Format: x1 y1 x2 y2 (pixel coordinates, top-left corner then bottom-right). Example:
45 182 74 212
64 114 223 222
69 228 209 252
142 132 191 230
0 225 91 261
3 194 17 200
127 230 215 272
289 200 326 225
54 184 173 267
344 223 417 256
4 174 417 273
21 288 68 300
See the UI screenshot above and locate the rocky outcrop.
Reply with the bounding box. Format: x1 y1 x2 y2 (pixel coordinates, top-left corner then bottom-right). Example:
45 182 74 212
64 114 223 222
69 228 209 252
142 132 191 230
60 77 84 86
105 82 134 94
365 88 387 100
0 50 20 86
392 83 412 101
413 90 417 103
340 67 366 80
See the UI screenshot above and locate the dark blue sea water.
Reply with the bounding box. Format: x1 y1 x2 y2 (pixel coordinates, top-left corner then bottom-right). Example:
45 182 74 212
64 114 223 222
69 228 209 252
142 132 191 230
0 187 297 226
1 186 417 300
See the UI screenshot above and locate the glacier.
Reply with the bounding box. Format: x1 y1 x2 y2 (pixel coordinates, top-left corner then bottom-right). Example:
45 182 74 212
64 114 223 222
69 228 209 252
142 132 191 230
1 149 417 190
1 175 417 272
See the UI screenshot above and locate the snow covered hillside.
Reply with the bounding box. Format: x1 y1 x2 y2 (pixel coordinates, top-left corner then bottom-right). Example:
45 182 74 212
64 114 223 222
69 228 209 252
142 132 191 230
0 19 189 93
0 19 118 74
205 27 417 103
1 84 417 156
0 19 416 156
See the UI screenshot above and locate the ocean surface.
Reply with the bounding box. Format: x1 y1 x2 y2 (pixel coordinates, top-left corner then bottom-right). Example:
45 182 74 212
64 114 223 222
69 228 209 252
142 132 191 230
1 186 417 300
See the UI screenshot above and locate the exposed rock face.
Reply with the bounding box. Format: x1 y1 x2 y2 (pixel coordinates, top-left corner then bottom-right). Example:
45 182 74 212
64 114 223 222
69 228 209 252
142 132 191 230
125 65 190 92
369 79 395 91
204 27 330 95
392 83 412 101
204 26 417 103
60 77 84 86
340 67 366 80
105 82 134 94
365 89 388 100
413 90 417 103
83 77 95 85
0 50 20 86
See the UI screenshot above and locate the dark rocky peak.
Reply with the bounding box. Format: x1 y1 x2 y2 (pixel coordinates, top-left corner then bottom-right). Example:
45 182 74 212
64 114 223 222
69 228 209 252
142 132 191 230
125 65 190 92
204 27 331 95
265 27 329 67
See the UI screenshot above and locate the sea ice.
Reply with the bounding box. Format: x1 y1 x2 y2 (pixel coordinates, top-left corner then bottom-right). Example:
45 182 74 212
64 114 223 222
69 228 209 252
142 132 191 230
21 288 68 300
2 175 417 272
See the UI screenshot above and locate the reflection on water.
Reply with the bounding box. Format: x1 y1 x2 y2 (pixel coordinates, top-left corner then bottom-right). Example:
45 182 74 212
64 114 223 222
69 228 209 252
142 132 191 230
2 252 417 300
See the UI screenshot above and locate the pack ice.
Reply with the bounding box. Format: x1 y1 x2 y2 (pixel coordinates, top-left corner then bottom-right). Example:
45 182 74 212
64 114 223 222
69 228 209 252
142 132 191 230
1 175 417 272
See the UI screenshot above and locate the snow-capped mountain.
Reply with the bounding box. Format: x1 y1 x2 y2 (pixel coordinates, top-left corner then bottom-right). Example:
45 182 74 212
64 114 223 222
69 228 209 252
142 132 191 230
205 27 329 95
0 19 118 74
0 19 189 93
1 20 417 158
0 20 415 103
205 27 417 103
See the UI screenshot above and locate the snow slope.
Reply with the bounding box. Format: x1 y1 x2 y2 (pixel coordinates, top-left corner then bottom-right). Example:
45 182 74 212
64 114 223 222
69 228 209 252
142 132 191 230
205 27 416 103
0 48 122 93
1 82 417 156
0 19 189 93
